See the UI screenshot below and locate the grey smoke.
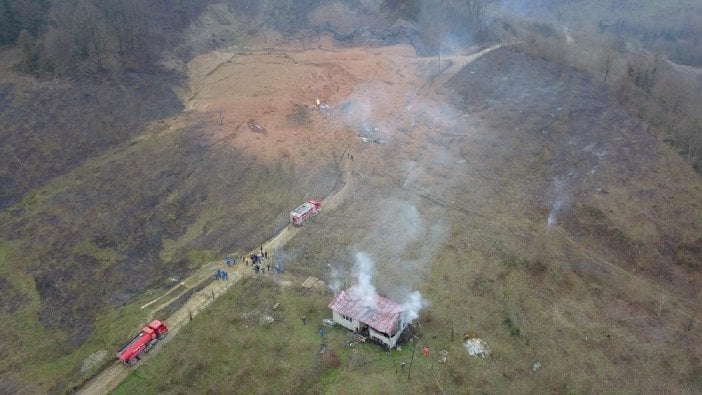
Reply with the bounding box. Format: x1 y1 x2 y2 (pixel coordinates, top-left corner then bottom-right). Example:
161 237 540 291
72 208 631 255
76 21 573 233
547 177 568 227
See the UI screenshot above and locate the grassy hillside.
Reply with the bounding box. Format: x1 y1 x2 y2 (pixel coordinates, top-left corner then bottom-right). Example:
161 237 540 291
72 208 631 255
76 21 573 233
114 46 702 393
0 99 339 392
0 1 700 393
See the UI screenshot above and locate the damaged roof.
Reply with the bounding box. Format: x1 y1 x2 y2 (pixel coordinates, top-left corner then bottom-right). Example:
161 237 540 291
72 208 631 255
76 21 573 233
328 287 405 335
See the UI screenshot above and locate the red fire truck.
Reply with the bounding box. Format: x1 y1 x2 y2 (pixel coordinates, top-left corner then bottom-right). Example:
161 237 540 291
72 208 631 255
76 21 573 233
290 200 321 226
116 320 168 366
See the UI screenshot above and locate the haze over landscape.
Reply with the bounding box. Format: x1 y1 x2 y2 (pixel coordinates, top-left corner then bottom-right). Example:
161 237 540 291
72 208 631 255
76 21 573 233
0 1 701 393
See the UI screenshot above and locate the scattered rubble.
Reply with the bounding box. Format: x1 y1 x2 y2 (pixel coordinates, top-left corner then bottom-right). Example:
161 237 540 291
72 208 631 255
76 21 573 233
258 314 275 325
242 309 276 326
359 121 385 144
302 276 326 290
464 338 490 357
438 349 449 364
247 119 267 134
346 332 367 346
241 309 260 321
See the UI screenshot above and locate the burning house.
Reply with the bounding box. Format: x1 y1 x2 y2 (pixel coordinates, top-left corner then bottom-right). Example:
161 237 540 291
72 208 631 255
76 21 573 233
328 286 408 349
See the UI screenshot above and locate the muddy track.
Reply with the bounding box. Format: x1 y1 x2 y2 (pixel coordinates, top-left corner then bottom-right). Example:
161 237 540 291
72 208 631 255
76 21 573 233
77 43 499 395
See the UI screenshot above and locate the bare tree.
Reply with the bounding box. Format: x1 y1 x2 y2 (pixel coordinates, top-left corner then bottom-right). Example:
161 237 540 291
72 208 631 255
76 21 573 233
16 29 34 72
70 0 107 70
600 42 617 82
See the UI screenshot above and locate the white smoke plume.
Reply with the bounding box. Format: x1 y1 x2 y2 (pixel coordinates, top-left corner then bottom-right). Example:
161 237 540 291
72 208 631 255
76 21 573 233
547 177 568 227
349 251 379 309
341 249 430 327
400 290 430 326
327 263 345 295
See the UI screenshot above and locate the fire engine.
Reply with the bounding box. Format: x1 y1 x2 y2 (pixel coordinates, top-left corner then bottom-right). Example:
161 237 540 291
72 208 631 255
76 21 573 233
116 320 168 366
290 200 321 226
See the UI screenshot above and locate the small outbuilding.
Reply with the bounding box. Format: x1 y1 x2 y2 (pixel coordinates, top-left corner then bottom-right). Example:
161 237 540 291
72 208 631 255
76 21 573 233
328 286 407 349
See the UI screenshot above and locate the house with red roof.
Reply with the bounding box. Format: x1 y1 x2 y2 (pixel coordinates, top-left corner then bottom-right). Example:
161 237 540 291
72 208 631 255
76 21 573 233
328 286 407 349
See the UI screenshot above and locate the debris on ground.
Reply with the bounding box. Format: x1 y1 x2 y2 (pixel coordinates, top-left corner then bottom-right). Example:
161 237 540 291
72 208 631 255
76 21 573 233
302 276 326 290
346 332 367 346
241 309 260 321
322 318 336 327
319 103 331 117
258 314 275 325
438 349 449 364
464 338 490 357
359 120 385 144
532 361 542 372
360 137 385 144
463 331 478 341
247 119 267 134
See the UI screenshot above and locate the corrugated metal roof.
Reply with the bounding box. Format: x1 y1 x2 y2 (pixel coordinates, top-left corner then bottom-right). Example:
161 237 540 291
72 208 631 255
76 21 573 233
328 287 405 335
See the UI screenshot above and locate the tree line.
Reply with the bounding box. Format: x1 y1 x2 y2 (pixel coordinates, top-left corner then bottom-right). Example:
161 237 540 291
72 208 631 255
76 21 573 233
7 0 218 75
5 0 494 75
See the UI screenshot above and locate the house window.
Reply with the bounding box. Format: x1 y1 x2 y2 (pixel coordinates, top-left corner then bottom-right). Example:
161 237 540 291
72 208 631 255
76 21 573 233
340 314 352 322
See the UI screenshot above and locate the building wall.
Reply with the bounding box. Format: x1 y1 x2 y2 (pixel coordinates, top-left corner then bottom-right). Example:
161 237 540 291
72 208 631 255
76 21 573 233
332 310 360 331
369 327 403 349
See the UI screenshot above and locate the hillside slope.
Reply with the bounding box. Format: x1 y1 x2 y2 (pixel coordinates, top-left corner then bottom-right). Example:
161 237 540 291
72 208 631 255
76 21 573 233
115 45 701 393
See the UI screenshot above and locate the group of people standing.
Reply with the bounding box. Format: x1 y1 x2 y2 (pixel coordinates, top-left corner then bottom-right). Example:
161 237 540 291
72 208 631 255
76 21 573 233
215 268 229 280
216 249 283 280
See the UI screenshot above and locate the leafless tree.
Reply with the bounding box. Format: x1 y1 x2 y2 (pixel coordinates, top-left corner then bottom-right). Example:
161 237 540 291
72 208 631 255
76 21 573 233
16 29 34 72
600 42 617 82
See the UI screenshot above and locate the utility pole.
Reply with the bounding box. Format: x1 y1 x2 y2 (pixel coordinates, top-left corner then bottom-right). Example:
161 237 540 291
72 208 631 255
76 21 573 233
407 337 421 380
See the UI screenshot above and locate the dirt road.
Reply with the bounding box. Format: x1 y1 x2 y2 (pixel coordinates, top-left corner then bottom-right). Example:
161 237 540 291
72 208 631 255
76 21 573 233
78 140 355 395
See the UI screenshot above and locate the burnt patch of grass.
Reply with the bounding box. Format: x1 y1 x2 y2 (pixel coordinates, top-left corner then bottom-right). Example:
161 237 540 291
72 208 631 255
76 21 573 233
503 316 522 338
0 276 27 315
672 239 702 271
286 104 311 127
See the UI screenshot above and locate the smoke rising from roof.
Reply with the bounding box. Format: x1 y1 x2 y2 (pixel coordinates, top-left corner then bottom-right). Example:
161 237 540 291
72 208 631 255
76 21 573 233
344 250 429 326
350 251 379 309
325 197 446 328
